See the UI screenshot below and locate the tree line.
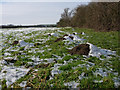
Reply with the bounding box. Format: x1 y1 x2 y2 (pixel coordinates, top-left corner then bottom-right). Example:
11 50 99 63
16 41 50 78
57 2 119 31
1 24 56 29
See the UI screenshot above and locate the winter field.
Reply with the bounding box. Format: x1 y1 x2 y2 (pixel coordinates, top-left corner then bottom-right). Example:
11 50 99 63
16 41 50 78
0 27 120 88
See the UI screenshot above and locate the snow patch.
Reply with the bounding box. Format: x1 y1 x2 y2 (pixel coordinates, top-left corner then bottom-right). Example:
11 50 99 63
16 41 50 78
50 33 58 37
0 66 30 87
87 43 116 57
64 81 79 88
51 64 62 77
19 81 27 87
19 40 34 47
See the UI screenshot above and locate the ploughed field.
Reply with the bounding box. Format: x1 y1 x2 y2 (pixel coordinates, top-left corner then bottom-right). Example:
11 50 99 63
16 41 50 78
0 27 119 88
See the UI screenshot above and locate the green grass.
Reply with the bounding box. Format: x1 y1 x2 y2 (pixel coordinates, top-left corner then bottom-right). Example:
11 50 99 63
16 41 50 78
1 27 120 88
75 28 119 53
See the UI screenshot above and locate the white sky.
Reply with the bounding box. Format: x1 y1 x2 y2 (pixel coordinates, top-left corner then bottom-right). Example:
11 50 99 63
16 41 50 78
1 0 119 25
1 2 90 25
1 0 91 2
1 0 119 2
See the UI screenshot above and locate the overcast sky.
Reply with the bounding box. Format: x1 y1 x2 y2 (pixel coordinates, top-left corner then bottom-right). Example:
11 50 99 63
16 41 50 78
0 1 91 25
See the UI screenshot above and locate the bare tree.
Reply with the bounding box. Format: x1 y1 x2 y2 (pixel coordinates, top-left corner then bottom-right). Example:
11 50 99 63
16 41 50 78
61 8 73 20
58 8 74 26
57 2 119 31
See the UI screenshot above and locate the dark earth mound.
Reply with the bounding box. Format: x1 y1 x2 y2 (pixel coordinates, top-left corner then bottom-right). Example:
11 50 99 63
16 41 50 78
69 44 90 55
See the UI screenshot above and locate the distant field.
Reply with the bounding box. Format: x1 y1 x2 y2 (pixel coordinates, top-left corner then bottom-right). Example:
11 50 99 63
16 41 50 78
0 27 119 88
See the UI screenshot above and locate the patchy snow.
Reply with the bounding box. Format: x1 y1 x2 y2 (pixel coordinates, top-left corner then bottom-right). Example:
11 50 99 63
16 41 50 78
4 57 13 60
113 77 120 88
67 34 85 42
1 60 8 65
37 50 45 53
93 80 103 83
87 43 116 57
1 27 119 88
19 81 27 87
52 54 63 60
81 32 86 35
64 36 74 42
77 64 92 70
1 28 60 33
19 40 34 47
73 32 78 35
78 72 88 80
0 66 30 87
4 53 11 56
64 81 79 88
73 35 85 41
50 33 58 37
93 68 108 77
19 40 29 47
44 58 55 63
51 64 62 77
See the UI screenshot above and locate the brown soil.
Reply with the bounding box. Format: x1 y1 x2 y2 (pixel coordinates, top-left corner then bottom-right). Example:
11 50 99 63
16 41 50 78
12 41 19 45
69 44 90 55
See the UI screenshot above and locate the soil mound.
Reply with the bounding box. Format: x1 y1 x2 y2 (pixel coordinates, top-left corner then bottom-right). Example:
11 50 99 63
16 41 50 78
69 44 90 55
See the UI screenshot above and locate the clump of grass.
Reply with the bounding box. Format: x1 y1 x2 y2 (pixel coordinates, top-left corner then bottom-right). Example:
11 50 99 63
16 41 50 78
59 60 84 71
57 59 64 64
14 55 32 66
62 55 74 61
2 79 7 89
0 66 2 72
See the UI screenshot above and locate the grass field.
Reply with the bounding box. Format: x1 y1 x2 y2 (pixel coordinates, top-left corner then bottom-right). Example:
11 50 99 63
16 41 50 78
0 27 119 89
